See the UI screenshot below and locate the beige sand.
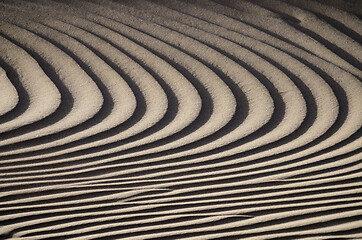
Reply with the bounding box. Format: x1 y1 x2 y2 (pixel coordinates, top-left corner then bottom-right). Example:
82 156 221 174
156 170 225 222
0 0 361 239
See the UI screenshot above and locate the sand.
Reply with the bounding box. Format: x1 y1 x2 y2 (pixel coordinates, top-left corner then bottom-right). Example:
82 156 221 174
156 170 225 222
0 0 361 239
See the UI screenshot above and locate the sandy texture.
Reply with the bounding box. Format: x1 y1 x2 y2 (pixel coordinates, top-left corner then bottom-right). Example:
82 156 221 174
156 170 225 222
0 0 361 239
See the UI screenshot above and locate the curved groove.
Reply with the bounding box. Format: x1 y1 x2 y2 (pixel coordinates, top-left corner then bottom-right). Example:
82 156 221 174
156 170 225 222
0 3 336 180
0 33 61 133
0 17 136 153
2 0 356 182
0 8 232 167
0 60 27 121
0 22 104 145
243 0 362 71
0 67 19 117
0 0 361 239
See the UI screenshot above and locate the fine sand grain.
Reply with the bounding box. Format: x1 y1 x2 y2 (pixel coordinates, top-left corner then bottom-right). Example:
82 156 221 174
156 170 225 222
0 0 361 239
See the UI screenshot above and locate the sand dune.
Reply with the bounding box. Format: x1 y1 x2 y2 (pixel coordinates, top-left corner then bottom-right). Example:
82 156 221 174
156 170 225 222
0 0 361 239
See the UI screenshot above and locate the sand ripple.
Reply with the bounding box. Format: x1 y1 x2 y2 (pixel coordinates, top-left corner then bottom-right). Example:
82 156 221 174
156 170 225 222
0 0 361 239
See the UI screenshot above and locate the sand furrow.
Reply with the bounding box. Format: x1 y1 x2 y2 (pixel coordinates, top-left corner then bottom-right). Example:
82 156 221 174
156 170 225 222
0 2 236 169
174 0 362 76
0 3 201 158
14 206 362 240
0 67 18 117
2 200 362 239
247 0 362 70
0 35 60 133
1 1 360 183
0 0 197 161
0 22 104 145
0 0 361 239
0 11 137 154
283 0 362 42
52 13 237 157
120 0 362 159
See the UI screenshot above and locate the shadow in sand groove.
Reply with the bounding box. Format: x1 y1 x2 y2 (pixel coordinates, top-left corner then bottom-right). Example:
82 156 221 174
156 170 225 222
0 57 29 124
0 32 74 140
0 22 114 151
0 0 361 239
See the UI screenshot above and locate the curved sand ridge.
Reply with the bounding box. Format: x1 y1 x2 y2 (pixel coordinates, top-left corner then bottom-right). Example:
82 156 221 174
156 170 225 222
0 0 361 239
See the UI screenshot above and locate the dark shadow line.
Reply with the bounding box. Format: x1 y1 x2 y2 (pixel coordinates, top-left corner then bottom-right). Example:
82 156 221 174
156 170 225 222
0 197 126 215
0 189 167 227
22 215 209 239
0 15 179 155
55 9 314 180
168 149 362 189
0 21 114 152
240 0 362 70
86 4 356 182
171 0 323 61
211 215 362 240
0 13 214 169
146 6 359 181
122 151 361 204
0 11 181 161
0 6 245 175
293 23 362 70
0 0 358 188
0 57 29 124
44 216 243 240
143 0 362 84
137 0 355 180
0 30 74 140
293 4 361 43
56 174 362 193
2 187 359 215
71 17 214 154
57 20 181 151
135 191 362 206
286 154 362 179
310 0 362 17
76 206 362 240
135 183 362 205
183 11 350 154
92 20 249 156
130 199 360 219
0 19 149 162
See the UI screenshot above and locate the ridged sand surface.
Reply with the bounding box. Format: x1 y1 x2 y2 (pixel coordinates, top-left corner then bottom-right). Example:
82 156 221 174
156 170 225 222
0 0 361 239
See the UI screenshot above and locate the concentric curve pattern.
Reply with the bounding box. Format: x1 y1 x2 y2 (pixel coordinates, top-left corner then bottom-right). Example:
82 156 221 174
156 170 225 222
0 0 361 239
